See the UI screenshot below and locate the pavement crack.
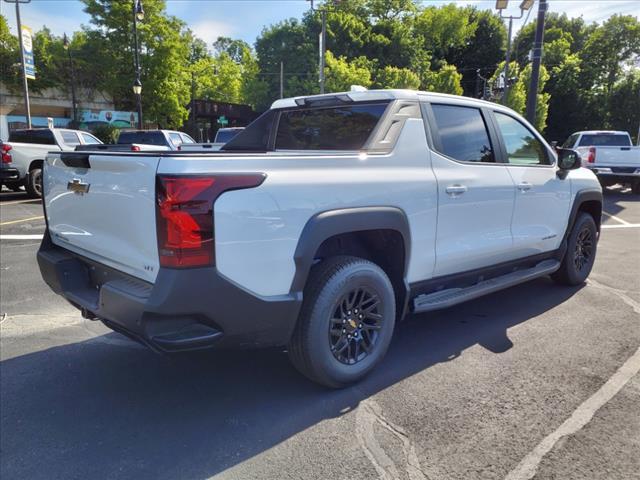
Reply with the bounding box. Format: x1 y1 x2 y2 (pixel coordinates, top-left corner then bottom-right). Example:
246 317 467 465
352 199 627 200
355 397 428 480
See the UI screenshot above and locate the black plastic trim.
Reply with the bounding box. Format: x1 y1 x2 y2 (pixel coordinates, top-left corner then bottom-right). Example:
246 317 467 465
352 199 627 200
565 188 603 238
59 152 91 168
409 250 561 303
290 206 411 293
37 233 302 351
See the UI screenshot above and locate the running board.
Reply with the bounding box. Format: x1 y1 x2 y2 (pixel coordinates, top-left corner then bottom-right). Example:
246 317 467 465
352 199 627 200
413 259 560 313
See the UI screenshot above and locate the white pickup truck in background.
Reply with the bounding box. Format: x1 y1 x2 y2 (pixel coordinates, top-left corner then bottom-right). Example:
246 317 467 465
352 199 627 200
562 130 640 193
1 128 102 197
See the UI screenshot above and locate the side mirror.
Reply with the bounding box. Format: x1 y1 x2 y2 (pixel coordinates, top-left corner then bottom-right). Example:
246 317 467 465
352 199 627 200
557 148 581 171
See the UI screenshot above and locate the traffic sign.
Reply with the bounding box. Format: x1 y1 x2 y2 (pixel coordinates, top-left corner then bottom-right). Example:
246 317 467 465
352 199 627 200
217 115 228 126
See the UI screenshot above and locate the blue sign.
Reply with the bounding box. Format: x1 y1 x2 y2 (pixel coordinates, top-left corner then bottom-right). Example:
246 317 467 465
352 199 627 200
21 25 35 80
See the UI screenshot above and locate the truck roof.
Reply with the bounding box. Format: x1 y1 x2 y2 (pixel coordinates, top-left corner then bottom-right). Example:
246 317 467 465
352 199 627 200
572 130 630 136
271 88 504 111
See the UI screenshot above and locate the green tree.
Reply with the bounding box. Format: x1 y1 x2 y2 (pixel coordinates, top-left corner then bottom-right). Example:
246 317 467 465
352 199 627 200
582 15 640 94
609 70 640 143
0 15 20 91
426 64 463 95
374 65 420 89
81 0 192 127
324 50 372 92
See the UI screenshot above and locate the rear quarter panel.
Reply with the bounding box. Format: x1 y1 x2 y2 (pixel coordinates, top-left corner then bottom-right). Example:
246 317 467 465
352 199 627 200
158 119 438 297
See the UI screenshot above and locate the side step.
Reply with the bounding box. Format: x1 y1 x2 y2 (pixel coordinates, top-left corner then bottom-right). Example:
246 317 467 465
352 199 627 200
413 259 560 313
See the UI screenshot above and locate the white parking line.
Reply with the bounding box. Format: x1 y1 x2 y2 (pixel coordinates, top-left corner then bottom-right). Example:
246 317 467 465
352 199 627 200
602 211 630 225
601 223 640 229
0 198 41 206
0 234 44 240
505 280 640 480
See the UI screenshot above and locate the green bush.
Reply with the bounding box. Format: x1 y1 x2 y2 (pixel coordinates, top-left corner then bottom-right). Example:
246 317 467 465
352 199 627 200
92 124 120 144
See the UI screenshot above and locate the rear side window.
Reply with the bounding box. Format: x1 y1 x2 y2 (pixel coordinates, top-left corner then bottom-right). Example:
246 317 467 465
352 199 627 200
118 131 167 146
80 132 101 144
577 134 631 147
275 103 388 150
61 131 80 145
222 110 276 152
8 129 56 145
180 133 195 144
431 104 495 163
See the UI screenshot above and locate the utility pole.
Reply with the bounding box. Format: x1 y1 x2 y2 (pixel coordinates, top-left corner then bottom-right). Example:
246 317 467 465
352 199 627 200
63 34 78 125
132 0 144 130
319 8 326 94
280 60 284 99
525 0 547 124
7 0 32 128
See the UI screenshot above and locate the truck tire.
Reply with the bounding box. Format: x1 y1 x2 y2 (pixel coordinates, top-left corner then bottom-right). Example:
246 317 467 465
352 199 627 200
26 167 42 198
552 212 597 286
288 256 396 388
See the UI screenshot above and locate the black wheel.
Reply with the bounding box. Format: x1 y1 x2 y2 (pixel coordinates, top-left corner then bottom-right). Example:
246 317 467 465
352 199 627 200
26 167 42 198
288 256 396 388
552 212 597 286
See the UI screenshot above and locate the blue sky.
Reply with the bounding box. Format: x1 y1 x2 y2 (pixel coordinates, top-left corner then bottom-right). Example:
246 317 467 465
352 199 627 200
2 0 639 48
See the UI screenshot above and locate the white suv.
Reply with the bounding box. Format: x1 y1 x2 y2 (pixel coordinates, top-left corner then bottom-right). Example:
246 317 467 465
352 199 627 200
38 89 602 387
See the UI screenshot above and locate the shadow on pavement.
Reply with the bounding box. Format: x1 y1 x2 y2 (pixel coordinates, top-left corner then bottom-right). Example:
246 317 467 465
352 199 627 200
602 185 638 217
0 277 583 479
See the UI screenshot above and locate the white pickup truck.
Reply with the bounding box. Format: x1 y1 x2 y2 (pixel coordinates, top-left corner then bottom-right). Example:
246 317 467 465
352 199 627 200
37 89 602 387
1 128 102 197
562 130 640 193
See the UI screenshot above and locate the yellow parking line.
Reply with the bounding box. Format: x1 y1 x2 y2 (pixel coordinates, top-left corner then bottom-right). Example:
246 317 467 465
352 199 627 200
0 198 41 206
0 215 44 226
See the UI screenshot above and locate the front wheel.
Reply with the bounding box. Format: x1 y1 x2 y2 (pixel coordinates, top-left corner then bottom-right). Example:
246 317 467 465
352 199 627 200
552 212 598 286
288 256 396 388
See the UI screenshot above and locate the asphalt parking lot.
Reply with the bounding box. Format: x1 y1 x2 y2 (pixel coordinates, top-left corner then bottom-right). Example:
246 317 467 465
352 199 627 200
1 185 639 480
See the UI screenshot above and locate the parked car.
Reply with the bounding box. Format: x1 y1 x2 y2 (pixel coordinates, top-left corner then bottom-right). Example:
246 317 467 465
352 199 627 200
1 128 102 197
562 130 640 192
180 127 245 152
37 89 602 387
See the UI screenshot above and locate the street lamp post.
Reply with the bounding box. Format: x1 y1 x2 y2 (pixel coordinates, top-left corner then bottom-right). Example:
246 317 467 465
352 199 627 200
495 0 533 106
5 0 32 128
132 0 144 129
63 33 79 125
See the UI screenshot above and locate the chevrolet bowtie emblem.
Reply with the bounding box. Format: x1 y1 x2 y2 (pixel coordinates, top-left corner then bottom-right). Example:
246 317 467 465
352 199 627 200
67 178 90 195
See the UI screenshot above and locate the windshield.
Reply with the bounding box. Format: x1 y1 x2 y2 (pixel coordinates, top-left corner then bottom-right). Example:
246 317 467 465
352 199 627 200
578 134 631 147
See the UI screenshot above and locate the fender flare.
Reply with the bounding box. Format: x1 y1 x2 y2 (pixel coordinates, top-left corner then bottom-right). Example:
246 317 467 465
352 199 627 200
567 188 603 234
289 206 412 295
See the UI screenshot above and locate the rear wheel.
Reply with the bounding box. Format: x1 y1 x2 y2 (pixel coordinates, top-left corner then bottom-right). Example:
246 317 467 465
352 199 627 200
552 212 597 286
26 167 42 198
288 256 396 388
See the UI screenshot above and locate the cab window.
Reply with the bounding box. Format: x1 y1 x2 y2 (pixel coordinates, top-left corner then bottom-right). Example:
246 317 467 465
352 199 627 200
431 104 495 163
494 112 550 166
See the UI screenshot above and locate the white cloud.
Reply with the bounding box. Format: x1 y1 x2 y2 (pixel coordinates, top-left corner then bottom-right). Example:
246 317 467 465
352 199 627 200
190 19 236 47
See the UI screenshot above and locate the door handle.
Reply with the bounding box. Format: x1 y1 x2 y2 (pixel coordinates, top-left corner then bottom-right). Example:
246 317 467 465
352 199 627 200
517 182 532 192
445 184 468 196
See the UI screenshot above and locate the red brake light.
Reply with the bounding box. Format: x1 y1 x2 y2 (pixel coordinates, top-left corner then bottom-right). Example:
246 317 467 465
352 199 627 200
156 174 265 268
1 144 12 164
587 147 595 163
131 145 141 152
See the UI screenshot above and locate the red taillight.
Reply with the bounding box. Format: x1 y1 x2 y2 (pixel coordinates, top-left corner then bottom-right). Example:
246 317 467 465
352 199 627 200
156 174 265 268
131 145 141 152
587 147 596 164
1 144 12 164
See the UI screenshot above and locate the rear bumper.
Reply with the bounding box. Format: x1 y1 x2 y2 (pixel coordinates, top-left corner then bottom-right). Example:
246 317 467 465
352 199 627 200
37 233 302 352
589 167 640 182
0 167 21 182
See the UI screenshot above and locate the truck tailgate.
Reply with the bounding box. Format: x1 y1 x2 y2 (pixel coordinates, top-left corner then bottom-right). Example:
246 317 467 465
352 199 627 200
44 152 160 283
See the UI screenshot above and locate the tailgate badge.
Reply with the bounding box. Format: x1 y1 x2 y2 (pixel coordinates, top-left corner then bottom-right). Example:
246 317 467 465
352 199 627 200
67 178 90 195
